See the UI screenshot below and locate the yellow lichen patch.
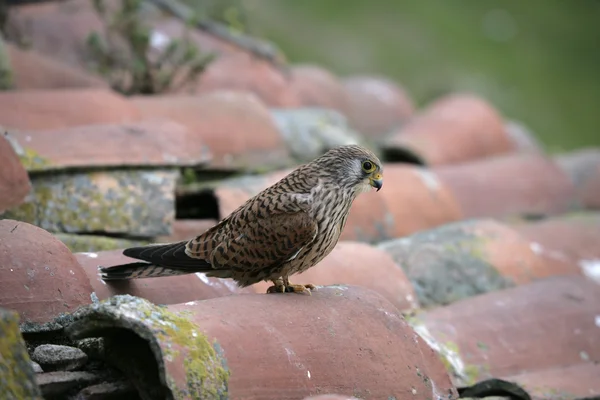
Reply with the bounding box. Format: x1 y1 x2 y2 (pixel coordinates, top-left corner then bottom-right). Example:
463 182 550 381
17 147 53 171
0 309 43 399
2 170 176 237
153 308 230 399
55 233 148 253
92 295 230 400
69 295 229 399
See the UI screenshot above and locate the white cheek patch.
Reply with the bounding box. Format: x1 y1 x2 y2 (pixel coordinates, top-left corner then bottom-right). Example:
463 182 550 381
357 180 373 193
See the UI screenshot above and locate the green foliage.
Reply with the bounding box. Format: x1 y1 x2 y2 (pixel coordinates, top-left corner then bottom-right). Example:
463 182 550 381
246 1 600 151
182 0 248 33
86 0 215 95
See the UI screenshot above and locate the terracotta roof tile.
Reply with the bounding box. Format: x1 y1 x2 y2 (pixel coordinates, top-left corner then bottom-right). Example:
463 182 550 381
5 0 104 70
0 220 93 330
7 43 108 90
408 275 600 387
6 119 211 172
342 75 415 139
0 89 141 130
66 287 457 399
505 362 600 400
510 213 600 271
75 250 253 304
192 52 298 107
252 241 419 311
555 148 600 210
434 153 575 219
131 90 292 170
208 163 462 242
2 7 599 397
378 219 581 307
286 64 351 116
382 93 515 165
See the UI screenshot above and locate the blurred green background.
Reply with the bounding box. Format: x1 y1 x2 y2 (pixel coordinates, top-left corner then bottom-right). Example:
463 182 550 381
239 0 600 152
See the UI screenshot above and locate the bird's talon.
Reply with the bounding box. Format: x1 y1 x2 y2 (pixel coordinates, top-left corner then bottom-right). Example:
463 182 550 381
266 284 285 294
284 283 316 295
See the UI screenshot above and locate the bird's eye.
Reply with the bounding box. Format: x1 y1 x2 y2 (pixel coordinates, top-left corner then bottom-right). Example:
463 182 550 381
362 161 375 172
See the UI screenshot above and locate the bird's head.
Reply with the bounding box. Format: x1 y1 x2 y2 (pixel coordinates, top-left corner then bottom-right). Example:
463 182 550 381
314 145 384 194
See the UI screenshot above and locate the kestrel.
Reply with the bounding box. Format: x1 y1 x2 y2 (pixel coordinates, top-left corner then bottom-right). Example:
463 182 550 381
99 145 383 294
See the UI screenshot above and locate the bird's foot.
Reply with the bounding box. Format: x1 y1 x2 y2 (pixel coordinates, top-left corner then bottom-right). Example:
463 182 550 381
284 283 316 295
265 278 316 295
266 278 286 294
266 284 286 293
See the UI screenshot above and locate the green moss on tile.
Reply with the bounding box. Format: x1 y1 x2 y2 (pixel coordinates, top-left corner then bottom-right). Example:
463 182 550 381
17 147 53 171
3 169 177 237
380 220 515 307
0 309 43 399
153 308 229 399
67 295 229 400
55 233 149 253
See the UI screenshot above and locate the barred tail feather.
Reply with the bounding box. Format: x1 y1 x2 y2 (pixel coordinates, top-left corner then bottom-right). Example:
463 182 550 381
99 262 194 280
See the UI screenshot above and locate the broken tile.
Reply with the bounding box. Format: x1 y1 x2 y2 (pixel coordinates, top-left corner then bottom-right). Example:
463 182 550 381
36 371 103 398
505 362 600 400
0 89 140 130
408 275 600 387
378 219 580 307
555 148 600 210
382 93 515 165
75 249 254 305
131 90 293 170
7 43 108 90
3 169 178 237
66 288 458 400
0 132 31 213
0 220 93 330
32 344 88 372
342 75 415 139
7 119 211 172
271 108 364 162
0 307 43 399
252 241 419 311
435 153 575 219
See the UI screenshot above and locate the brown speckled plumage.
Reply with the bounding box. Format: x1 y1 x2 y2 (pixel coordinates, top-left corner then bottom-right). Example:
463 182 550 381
99 145 383 294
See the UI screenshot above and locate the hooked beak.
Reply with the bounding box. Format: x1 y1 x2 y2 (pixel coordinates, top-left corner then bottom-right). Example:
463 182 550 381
369 173 383 192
